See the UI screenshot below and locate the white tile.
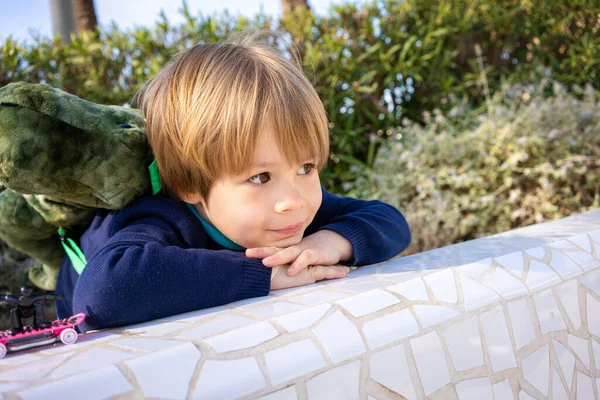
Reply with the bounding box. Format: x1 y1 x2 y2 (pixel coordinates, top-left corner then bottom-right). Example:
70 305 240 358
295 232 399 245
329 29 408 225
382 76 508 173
0 352 74 381
590 229 600 243
336 289 400 317
346 265 380 277
576 372 594 400
522 343 550 397
443 317 484 371
587 294 600 337
264 339 326 385
274 304 331 332
50 347 135 379
177 315 256 339
567 335 590 369
363 309 419 349
488 267 528 299
424 269 457 303
526 260 561 292
553 340 575 391
518 391 536 400
110 338 181 353
549 240 579 250
592 339 600 370
370 344 416 400
551 365 569 400
306 360 360 400
533 290 567 335
565 250 600 271
492 379 513 400
160 305 229 323
508 299 536 350
455 378 494 400
194 358 264 398
555 280 582 330
313 311 366 363
549 251 584 278
481 306 517 372
272 285 320 297
257 386 297 400
387 278 429 301
581 269 600 296
205 321 279 353
460 275 501 311
412 305 461 328
379 270 419 282
594 240 600 258
410 331 451 396
495 252 526 277
289 290 348 306
247 301 307 318
0 383 26 395
227 295 272 308
339 280 391 293
126 343 200 399
525 247 546 260
0 353 41 368
122 320 188 336
17 366 133 400
457 258 492 279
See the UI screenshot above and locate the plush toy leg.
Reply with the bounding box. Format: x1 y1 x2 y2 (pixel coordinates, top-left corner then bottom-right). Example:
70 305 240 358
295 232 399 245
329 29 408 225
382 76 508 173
0 189 80 290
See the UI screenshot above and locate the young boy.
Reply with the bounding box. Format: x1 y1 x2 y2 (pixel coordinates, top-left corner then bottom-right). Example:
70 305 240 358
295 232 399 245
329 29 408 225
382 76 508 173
55 31 411 332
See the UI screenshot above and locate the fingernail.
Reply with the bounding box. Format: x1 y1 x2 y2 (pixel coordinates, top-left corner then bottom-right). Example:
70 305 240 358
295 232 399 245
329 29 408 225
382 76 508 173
264 256 273 263
288 268 295 275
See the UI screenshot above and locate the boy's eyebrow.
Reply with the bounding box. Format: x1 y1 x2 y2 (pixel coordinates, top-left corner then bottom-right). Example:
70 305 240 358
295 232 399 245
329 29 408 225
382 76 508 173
255 161 277 167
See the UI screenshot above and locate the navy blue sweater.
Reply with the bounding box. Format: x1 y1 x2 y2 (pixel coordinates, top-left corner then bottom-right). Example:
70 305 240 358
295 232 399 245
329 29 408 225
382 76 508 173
55 186 411 331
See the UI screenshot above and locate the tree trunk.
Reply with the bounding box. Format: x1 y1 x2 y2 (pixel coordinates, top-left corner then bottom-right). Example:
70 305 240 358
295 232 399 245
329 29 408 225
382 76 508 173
281 0 310 15
73 0 98 34
50 0 77 44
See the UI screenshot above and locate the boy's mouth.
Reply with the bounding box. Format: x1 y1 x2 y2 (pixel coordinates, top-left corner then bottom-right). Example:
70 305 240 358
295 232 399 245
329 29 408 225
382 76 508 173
270 222 303 236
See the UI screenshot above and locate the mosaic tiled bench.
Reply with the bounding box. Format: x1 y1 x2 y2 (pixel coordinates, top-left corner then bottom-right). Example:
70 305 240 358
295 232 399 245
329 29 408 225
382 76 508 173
2 209 600 399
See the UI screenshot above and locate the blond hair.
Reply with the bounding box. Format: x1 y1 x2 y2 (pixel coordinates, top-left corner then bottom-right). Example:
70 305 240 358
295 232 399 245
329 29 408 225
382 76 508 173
135 30 330 200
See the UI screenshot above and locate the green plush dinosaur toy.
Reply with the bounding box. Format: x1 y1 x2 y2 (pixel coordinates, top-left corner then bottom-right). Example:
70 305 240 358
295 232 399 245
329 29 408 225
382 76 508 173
0 82 153 290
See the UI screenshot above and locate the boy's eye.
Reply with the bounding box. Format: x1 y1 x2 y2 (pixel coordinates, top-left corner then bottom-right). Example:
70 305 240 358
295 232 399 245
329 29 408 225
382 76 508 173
249 172 270 185
299 163 316 175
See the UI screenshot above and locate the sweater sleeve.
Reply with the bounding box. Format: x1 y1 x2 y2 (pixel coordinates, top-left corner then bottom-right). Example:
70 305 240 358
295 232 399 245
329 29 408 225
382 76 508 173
308 187 411 266
72 214 271 332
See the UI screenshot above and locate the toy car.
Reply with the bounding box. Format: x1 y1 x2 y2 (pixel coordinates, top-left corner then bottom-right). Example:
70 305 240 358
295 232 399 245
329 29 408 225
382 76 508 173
0 312 85 358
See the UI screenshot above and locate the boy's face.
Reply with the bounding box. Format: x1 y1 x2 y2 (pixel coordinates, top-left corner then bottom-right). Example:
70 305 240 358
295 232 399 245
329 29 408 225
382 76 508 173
187 120 323 249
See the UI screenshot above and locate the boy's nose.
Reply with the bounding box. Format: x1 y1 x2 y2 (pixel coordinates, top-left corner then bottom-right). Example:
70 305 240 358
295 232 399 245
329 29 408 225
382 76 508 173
274 187 305 213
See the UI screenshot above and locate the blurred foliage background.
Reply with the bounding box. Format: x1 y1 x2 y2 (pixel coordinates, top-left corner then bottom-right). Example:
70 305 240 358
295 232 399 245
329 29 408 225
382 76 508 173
0 0 599 325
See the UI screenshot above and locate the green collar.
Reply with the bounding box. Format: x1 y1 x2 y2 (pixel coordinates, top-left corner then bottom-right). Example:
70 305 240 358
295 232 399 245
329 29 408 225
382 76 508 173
185 203 245 251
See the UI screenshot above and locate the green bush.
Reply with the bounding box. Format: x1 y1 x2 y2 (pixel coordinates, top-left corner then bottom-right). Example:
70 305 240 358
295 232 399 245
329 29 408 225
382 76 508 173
1 0 598 191
351 80 600 254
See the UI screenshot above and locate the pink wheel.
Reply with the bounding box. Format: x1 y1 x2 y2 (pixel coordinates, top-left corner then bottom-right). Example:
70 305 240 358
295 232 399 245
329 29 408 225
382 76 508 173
60 328 78 345
0 343 5 359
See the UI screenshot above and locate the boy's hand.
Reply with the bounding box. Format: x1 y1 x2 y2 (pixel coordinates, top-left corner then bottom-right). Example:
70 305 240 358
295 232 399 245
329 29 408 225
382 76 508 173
270 264 350 290
246 230 354 276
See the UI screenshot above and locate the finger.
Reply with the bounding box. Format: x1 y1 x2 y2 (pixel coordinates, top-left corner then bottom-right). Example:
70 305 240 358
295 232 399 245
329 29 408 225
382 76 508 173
262 246 301 267
245 247 280 259
310 265 350 282
287 249 319 276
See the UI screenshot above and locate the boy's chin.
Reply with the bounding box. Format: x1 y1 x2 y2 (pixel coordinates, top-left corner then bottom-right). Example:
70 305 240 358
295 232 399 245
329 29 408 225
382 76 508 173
270 235 304 248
